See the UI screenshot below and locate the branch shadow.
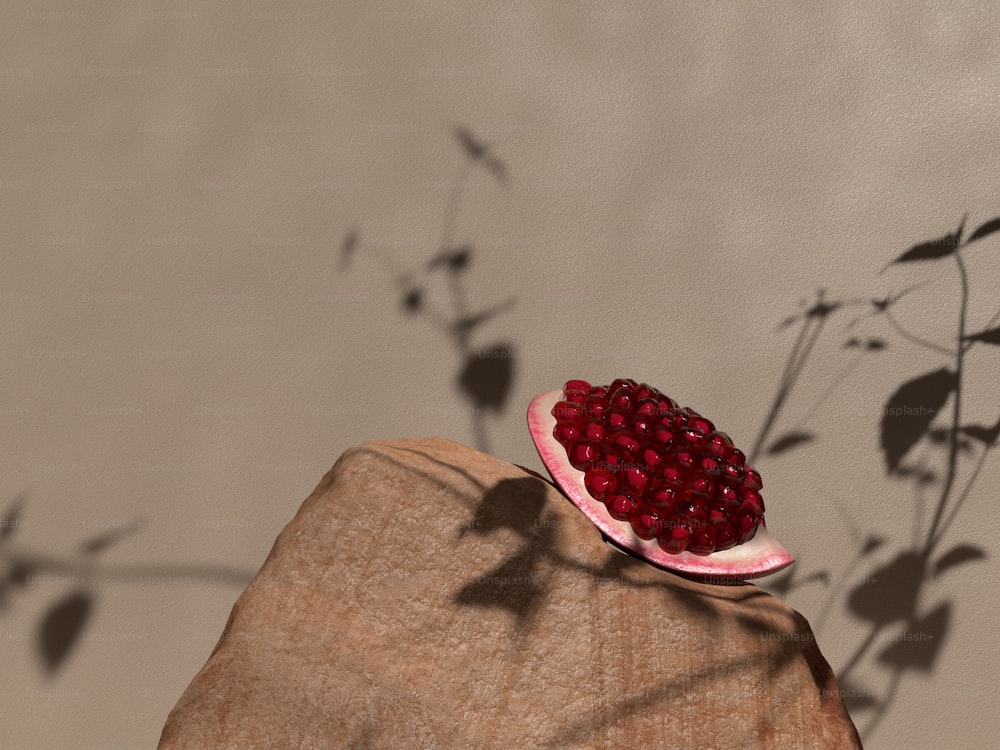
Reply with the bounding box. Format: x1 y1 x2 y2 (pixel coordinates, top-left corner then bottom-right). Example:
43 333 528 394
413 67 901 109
342 125 517 454
1 491 256 675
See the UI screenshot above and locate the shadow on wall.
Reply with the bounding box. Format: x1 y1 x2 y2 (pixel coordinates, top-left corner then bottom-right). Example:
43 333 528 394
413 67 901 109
0 497 254 675
342 126 517 454
0 125 515 682
753 215 1000 743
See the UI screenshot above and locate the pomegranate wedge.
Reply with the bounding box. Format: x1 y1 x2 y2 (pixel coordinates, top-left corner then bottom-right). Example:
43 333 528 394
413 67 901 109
528 380 794 580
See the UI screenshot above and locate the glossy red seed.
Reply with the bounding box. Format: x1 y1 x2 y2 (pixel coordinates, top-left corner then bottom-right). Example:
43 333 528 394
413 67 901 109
657 396 678 412
584 468 617 501
613 434 639 454
740 489 765 514
699 455 723 475
624 466 649 492
609 387 633 411
607 494 635 521
743 468 763 491
634 398 659 418
674 449 696 469
682 428 707 448
552 401 583 421
723 462 745 482
714 523 738 551
688 524 717 555
584 421 606 441
609 378 637 392
567 440 597 470
606 409 628 430
584 394 608 419
564 389 588 404
554 421 581 442
657 522 691 553
678 499 707 522
631 416 653 436
660 465 684 487
628 505 661 540
690 476 714 497
651 428 675 447
648 486 677 510
601 450 625 472
716 483 738 503
564 379 591 392
639 445 663 470
706 431 733 456
689 416 714 434
733 512 758 543
634 384 656 400
727 448 746 466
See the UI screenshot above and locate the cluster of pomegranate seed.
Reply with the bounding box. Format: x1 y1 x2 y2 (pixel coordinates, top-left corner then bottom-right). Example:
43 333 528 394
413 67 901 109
550 378 765 556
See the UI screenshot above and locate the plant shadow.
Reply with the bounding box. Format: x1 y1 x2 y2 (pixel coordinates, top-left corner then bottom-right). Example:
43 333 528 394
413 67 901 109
1 491 255 676
343 125 517 454
757 215 1000 742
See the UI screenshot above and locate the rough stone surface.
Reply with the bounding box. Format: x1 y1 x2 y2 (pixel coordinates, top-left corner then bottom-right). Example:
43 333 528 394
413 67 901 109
158 438 861 749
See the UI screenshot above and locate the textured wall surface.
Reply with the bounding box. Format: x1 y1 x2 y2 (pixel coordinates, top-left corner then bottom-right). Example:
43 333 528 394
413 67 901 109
2 2 999 748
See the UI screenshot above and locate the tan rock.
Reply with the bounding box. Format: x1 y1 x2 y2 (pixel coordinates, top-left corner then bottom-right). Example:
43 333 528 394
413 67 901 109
158 437 861 749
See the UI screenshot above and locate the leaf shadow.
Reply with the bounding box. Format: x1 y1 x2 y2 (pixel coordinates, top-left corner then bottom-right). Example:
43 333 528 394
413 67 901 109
457 343 514 412
876 601 951 672
38 589 94 675
457 476 547 539
880 369 957 474
452 527 551 633
452 477 556 634
847 550 925 627
766 430 816 456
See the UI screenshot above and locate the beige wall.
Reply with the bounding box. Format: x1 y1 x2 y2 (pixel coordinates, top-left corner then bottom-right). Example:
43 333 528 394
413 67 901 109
2 2 999 747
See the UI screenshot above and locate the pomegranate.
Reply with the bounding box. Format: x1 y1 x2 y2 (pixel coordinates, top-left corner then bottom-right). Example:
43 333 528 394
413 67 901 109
528 379 794 580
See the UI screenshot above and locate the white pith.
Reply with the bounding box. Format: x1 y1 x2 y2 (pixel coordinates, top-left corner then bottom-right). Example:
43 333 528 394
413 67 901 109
528 389 795 579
